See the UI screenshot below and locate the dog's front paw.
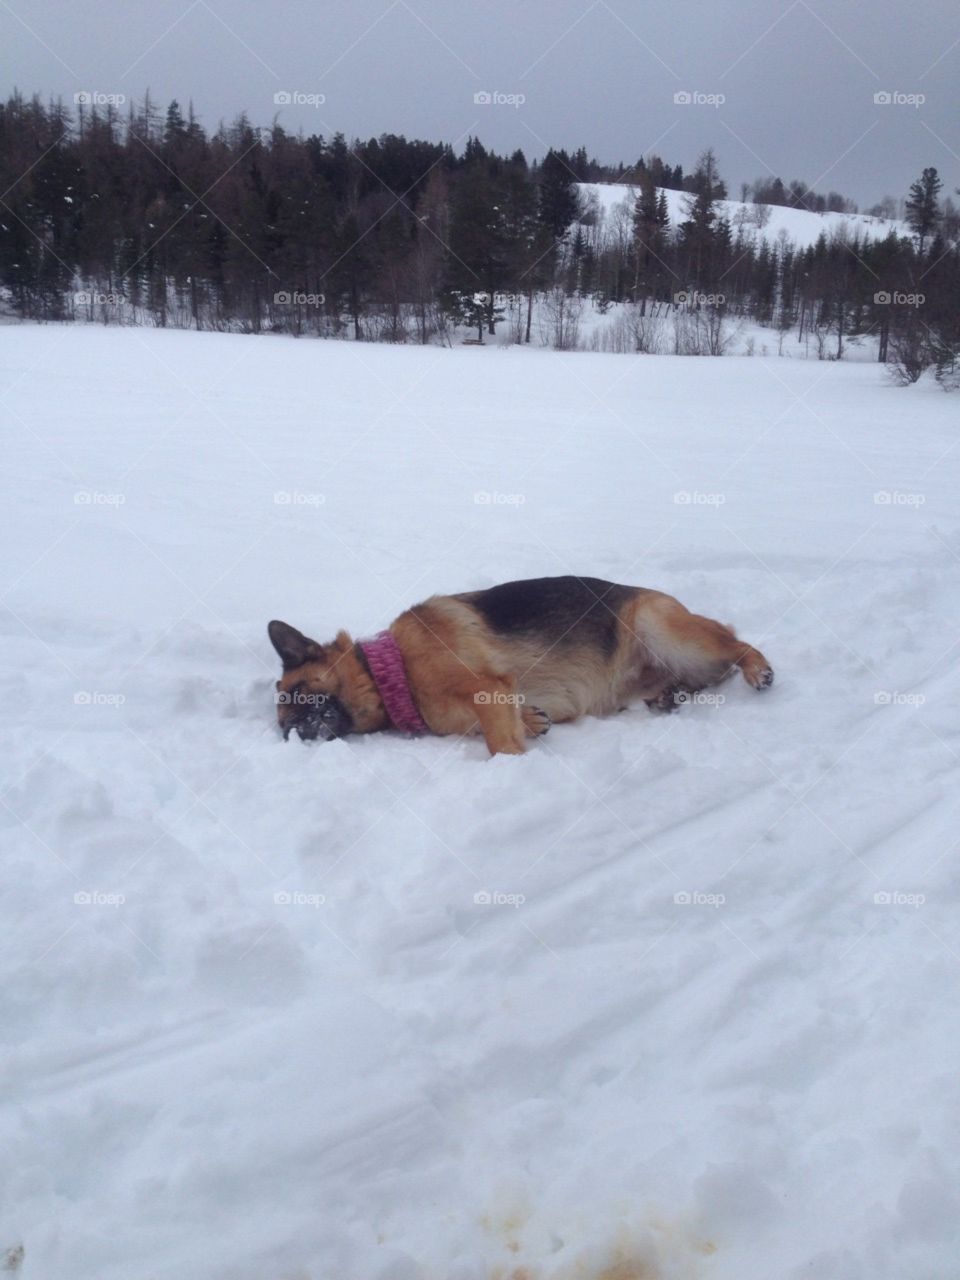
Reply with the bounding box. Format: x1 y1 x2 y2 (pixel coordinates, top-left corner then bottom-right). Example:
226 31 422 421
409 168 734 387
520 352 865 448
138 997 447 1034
522 705 552 737
747 666 774 690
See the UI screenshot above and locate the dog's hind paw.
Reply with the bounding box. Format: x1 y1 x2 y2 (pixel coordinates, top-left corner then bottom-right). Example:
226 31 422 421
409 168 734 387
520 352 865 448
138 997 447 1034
646 686 684 714
522 705 552 737
749 667 774 690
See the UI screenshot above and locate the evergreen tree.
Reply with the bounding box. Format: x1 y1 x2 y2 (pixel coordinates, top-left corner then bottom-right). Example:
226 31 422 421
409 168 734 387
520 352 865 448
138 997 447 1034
536 149 580 266
445 151 510 336
632 176 671 304
905 167 942 255
679 150 723 291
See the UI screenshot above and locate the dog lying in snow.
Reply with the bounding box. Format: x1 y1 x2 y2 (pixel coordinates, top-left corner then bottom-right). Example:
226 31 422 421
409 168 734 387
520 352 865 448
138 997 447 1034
268 575 773 756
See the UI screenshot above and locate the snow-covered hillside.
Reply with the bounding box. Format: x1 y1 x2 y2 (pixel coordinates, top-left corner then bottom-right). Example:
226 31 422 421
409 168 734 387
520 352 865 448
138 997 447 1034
579 182 907 248
2 326 959 1280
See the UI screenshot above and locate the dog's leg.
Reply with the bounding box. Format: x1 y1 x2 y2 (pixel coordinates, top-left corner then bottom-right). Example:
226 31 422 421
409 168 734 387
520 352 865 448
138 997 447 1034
731 640 774 689
473 679 530 755
630 595 773 694
685 615 773 690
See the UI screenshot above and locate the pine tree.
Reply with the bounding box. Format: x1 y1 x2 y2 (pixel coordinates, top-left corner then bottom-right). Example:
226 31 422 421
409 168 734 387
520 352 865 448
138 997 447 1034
632 176 670 304
163 100 187 146
905 167 942 255
444 153 511 337
537 149 579 255
656 190 669 229
679 150 724 291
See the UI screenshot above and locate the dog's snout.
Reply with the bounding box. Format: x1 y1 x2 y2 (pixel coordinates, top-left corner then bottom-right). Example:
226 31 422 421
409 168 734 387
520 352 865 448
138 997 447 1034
281 693 353 743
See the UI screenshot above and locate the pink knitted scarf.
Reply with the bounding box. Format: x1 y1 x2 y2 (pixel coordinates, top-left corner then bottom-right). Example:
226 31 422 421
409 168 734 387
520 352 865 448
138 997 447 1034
357 631 429 735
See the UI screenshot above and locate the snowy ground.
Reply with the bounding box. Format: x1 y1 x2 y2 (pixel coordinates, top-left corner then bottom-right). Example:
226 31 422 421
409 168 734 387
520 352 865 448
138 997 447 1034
2 325 959 1280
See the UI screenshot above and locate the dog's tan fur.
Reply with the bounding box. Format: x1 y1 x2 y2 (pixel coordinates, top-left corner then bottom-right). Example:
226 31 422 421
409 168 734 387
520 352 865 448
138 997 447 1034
270 578 772 756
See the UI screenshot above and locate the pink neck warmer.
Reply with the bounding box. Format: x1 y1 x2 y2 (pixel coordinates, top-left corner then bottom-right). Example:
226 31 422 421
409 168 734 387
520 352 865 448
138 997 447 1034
357 631 429 735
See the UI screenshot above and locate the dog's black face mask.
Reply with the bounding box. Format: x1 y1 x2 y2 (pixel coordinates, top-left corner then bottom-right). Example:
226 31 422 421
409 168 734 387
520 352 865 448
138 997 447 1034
268 620 361 742
278 687 354 742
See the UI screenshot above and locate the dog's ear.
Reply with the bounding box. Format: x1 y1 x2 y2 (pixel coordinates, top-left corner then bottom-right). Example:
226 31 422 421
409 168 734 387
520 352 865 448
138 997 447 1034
267 620 323 670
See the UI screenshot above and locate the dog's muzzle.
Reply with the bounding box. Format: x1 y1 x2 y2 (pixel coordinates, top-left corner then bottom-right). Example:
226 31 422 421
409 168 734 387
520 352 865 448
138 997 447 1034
282 693 353 742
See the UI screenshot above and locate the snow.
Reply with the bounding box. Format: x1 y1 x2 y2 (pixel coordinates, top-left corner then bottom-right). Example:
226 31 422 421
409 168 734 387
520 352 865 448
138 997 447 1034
2 324 959 1280
579 182 908 248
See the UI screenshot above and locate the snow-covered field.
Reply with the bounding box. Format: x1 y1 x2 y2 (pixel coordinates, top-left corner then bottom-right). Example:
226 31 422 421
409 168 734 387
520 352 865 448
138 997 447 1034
3 325 959 1280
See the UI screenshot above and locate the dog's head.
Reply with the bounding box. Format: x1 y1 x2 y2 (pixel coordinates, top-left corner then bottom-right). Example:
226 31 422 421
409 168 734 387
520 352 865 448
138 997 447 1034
268 620 387 742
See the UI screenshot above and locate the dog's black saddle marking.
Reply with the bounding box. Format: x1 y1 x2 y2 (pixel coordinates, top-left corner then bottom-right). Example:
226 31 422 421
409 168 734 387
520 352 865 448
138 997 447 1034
458 576 635 660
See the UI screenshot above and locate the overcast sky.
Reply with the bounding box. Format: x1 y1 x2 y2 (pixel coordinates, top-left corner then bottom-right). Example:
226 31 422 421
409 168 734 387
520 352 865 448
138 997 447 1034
5 0 958 205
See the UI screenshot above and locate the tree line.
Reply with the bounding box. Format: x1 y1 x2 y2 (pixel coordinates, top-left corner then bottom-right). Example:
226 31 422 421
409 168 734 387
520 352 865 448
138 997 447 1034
0 91 956 384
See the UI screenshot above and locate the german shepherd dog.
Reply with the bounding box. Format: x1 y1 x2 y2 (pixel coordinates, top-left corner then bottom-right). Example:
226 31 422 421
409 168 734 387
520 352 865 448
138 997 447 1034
268 576 773 756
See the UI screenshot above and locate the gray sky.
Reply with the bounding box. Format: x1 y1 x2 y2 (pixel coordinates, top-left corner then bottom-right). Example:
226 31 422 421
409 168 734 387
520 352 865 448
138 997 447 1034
5 0 958 206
